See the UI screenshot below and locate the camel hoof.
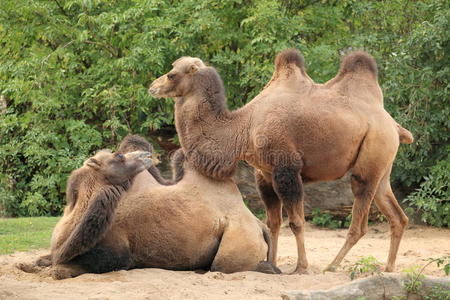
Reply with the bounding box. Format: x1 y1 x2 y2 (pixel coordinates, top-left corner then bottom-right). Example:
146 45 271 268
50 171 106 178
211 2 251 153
384 266 394 273
36 255 52 267
255 261 282 274
51 269 71 280
15 262 41 274
323 264 338 273
290 267 310 275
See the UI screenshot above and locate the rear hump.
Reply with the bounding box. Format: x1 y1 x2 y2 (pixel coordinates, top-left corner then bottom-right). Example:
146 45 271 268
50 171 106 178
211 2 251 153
338 51 378 78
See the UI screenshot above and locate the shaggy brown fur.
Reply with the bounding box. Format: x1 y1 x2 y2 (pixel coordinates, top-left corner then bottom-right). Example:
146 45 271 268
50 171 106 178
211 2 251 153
149 49 414 273
51 150 151 264
19 137 279 279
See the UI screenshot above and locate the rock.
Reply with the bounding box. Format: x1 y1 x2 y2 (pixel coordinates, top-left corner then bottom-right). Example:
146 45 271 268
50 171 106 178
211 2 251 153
281 274 450 300
233 162 355 216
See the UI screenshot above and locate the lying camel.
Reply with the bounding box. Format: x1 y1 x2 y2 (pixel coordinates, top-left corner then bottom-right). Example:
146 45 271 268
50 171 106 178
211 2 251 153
19 136 278 279
149 50 413 273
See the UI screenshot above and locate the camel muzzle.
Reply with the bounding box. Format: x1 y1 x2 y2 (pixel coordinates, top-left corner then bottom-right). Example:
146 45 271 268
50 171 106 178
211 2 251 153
126 151 153 168
148 86 160 97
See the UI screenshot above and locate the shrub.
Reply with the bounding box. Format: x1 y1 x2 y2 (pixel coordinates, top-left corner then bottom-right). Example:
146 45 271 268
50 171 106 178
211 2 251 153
0 0 448 218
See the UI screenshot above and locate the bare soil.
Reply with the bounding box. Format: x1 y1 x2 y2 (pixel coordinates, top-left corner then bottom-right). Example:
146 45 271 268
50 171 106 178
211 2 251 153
0 223 448 300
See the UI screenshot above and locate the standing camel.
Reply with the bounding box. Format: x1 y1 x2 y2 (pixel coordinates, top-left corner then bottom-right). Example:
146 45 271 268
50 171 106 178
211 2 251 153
149 50 413 273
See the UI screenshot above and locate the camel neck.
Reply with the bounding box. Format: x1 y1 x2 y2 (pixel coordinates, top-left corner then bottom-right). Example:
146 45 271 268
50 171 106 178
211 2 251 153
175 93 250 157
174 91 251 178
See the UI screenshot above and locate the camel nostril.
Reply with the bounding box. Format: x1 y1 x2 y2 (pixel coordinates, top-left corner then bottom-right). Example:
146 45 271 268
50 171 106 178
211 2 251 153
149 87 159 96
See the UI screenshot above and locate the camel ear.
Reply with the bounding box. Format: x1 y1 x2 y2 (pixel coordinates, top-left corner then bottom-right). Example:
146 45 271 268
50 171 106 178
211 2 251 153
188 64 199 74
85 158 101 170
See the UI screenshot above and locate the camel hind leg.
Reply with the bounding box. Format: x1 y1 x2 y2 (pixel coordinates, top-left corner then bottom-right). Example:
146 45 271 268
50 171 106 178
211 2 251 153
324 173 378 271
210 221 270 273
373 167 408 272
255 170 282 266
325 132 396 272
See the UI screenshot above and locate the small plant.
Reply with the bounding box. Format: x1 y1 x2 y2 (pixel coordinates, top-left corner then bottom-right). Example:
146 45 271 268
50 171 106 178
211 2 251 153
403 265 424 294
348 255 382 280
423 285 450 300
430 255 450 276
402 256 450 297
310 208 351 229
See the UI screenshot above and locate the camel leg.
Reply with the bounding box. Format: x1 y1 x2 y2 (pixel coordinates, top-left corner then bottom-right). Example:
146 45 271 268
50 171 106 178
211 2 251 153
36 254 52 267
255 170 282 266
325 130 396 272
15 253 53 274
50 233 131 279
71 244 132 274
324 172 380 272
373 168 409 272
271 166 308 274
51 263 88 280
210 222 269 273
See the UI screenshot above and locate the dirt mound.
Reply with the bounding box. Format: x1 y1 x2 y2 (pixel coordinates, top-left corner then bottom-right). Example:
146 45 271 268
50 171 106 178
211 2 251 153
0 224 448 299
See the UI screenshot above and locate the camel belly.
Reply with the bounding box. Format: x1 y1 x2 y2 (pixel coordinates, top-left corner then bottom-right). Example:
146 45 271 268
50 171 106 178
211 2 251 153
115 192 226 270
250 103 367 182
129 230 221 270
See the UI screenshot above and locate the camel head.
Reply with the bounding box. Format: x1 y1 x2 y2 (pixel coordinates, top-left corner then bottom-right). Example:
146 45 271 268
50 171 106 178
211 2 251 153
117 134 154 155
83 149 152 185
149 57 206 98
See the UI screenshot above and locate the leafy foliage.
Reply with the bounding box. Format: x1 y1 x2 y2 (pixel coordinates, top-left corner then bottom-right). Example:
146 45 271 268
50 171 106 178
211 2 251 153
310 208 351 229
0 0 449 217
404 158 450 227
402 256 450 296
348 255 382 280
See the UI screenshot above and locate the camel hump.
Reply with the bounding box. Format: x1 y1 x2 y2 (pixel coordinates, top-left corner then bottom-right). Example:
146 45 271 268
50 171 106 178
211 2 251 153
397 124 414 144
339 51 378 78
274 48 305 73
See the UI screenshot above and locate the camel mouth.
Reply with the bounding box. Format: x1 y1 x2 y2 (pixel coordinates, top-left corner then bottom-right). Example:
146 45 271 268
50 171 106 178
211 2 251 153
148 86 161 97
137 152 153 168
126 151 153 168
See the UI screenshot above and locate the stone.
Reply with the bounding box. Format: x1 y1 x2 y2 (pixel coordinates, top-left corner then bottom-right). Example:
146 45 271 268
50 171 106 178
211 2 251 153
233 162 355 216
281 274 450 300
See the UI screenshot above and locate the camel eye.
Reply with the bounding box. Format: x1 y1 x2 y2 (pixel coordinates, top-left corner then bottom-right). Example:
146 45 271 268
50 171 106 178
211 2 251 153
115 153 125 160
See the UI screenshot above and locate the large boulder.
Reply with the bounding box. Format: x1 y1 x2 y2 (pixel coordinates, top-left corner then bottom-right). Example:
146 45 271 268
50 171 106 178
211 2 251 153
281 274 450 300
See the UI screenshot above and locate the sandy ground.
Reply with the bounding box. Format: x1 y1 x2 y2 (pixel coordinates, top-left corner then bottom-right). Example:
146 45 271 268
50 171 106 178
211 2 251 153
0 223 449 300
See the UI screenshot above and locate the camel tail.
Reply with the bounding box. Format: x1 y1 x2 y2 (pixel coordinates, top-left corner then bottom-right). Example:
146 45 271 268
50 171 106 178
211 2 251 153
338 51 378 78
274 48 305 73
261 224 274 264
52 183 128 265
397 124 414 144
171 148 186 182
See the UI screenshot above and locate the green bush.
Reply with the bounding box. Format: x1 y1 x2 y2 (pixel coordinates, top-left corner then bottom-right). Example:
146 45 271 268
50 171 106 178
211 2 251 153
404 158 450 227
0 0 448 219
310 208 351 229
